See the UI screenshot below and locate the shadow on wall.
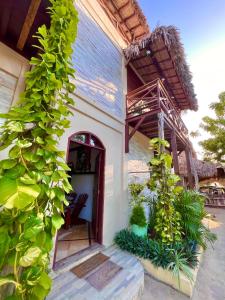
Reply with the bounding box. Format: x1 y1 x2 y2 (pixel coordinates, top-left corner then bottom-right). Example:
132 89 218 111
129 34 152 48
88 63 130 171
72 3 123 118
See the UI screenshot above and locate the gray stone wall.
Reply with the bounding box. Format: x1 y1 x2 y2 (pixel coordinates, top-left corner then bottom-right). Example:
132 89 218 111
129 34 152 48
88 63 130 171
127 131 152 184
72 4 124 119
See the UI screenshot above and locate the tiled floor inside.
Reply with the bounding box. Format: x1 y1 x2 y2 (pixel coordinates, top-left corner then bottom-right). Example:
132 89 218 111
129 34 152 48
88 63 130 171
56 224 96 262
48 246 144 300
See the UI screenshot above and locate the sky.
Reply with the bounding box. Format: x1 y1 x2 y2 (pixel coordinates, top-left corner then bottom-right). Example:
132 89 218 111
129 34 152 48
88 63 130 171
138 0 225 158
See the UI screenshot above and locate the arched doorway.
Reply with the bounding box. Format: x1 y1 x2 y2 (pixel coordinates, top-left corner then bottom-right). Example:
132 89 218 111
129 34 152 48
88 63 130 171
54 132 105 264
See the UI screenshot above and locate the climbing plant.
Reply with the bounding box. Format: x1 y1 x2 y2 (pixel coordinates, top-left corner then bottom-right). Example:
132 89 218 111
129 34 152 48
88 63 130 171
0 0 78 299
148 138 183 244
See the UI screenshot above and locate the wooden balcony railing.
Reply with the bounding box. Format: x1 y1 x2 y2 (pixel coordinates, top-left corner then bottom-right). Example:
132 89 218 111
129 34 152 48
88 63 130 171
126 79 188 137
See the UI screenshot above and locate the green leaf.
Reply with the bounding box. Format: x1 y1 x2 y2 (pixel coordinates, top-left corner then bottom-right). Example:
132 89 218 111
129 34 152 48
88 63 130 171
36 137 44 144
0 275 20 287
0 177 41 209
52 214 64 230
17 140 32 148
38 272 52 290
23 152 39 162
0 231 10 268
9 146 21 159
4 164 26 179
24 216 44 240
6 121 24 132
20 174 36 185
38 25 47 38
32 284 49 299
57 161 71 171
0 159 17 169
150 158 161 166
19 247 42 267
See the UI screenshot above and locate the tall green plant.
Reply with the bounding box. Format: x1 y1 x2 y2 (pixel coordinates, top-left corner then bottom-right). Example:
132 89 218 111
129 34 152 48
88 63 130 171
148 138 183 244
0 1 78 299
174 190 217 249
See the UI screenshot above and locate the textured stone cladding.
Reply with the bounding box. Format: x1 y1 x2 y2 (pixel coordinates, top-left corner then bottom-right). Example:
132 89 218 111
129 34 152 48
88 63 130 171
128 133 152 184
72 4 124 118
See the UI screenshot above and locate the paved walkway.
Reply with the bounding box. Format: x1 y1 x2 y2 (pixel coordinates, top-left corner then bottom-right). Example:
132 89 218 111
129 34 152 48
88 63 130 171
47 246 144 300
142 208 225 300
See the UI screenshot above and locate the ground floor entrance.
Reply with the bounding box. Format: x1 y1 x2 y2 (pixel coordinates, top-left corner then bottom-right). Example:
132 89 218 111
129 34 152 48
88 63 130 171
54 132 105 264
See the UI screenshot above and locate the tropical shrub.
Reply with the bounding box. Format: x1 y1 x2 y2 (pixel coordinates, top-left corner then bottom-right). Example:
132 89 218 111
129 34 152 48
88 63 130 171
129 183 145 207
0 0 78 299
148 138 183 243
114 229 198 281
130 205 147 227
174 190 217 249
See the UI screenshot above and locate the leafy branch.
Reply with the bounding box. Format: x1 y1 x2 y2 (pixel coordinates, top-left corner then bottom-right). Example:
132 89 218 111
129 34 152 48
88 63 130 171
0 0 78 299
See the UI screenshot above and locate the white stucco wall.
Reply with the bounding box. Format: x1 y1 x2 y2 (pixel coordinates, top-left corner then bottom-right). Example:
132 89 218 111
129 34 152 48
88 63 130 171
58 92 127 246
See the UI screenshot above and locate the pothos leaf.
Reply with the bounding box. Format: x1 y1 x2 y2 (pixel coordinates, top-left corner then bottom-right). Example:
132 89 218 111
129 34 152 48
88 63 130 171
0 275 20 287
0 177 41 209
52 214 64 230
19 247 42 267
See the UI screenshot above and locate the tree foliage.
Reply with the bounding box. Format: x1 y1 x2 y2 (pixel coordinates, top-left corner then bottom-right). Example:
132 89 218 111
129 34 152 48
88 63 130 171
148 138 183 244
200 92 225 163
0 0 78 299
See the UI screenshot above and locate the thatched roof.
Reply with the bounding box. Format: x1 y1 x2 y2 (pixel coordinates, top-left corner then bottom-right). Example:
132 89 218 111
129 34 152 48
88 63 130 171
124 26 198 111
98 0 150 43
179 152 225 180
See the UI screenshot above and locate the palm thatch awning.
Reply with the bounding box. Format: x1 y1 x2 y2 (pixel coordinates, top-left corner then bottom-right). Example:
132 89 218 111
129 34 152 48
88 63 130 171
179 152 224 180
124 26 198 111
98 0 150 43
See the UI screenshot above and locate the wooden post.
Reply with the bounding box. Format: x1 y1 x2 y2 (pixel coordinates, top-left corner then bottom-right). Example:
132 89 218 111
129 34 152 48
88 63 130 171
185 147 194 189
171 130 179 175
125 121 129 153
158 112 164 140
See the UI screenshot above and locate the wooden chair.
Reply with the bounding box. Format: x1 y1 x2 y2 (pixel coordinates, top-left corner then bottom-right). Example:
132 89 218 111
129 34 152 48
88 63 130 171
64 192 77 229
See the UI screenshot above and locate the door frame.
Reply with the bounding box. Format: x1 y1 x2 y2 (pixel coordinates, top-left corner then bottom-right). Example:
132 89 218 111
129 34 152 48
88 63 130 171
52 131 105 268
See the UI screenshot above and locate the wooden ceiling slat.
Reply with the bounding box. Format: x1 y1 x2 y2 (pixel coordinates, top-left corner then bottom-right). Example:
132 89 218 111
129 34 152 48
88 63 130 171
17 0 42 50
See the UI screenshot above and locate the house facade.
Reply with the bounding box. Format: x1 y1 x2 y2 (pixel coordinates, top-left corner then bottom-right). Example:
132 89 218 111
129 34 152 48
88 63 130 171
0 0 198 266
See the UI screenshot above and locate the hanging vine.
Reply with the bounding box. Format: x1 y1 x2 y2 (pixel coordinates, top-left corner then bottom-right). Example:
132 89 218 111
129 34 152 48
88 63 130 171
0 0 78 299
148 138 183 244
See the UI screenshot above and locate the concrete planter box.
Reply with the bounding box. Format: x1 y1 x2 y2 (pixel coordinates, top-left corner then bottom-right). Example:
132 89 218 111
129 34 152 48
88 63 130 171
139 247 203 298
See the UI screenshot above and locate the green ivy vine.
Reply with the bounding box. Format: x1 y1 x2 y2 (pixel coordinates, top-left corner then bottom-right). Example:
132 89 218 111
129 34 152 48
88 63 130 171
0 0 78 299
148 138 183 244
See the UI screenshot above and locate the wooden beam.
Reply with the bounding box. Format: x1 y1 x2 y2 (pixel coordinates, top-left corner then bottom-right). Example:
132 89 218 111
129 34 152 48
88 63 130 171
118 0 130 12
129 63 146 84
125 121 130 153
17 0 42 50
171 130 179 175
185 147 194 189
129 116 146 140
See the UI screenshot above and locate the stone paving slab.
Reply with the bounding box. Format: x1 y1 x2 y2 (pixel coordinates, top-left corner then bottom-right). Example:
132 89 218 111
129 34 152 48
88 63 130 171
47 246 144 300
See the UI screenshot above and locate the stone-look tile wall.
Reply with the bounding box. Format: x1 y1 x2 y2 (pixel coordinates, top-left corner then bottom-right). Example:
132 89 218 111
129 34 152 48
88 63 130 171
72 3 124 119
127 131 152 184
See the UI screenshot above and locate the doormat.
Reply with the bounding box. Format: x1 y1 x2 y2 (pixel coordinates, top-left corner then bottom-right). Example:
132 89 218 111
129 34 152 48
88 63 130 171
70 253 109 278
86 260 122 291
